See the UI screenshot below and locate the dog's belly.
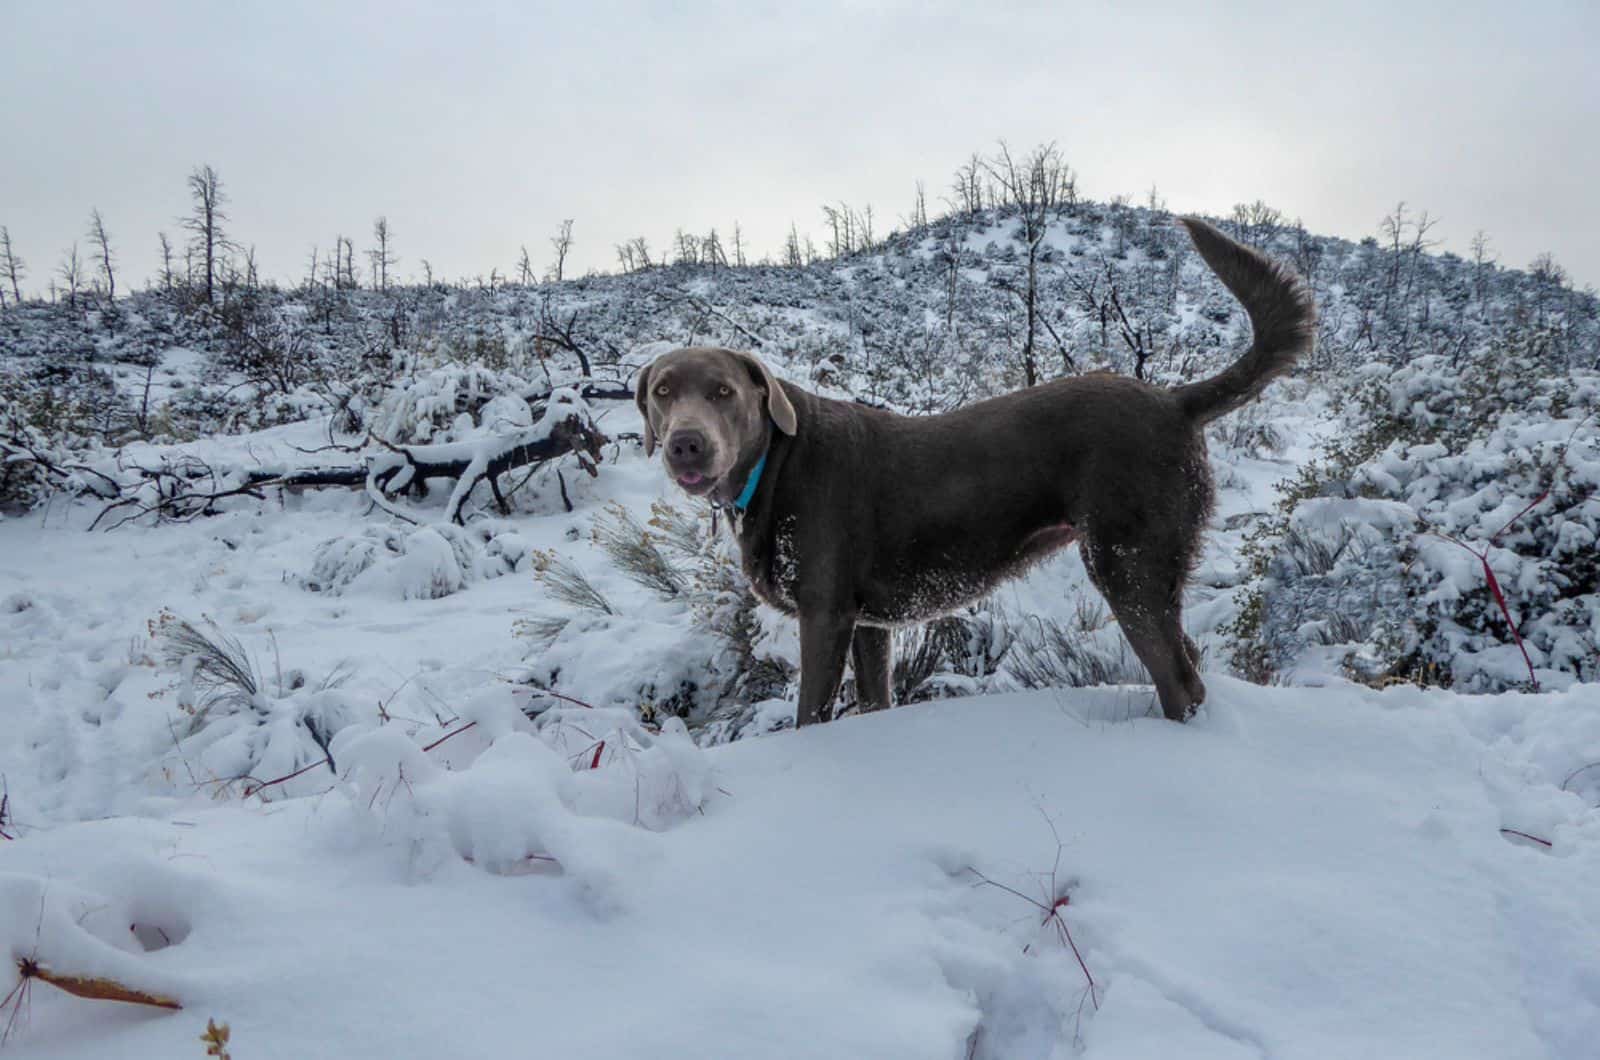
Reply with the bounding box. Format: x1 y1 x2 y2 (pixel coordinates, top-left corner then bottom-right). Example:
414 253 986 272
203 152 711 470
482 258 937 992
858 522 1079 627
743 519 1080 627
858 566 993 626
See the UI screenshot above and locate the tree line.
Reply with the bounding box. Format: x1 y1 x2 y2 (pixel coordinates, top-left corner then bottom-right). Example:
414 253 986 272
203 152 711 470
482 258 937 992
1 145 1585 375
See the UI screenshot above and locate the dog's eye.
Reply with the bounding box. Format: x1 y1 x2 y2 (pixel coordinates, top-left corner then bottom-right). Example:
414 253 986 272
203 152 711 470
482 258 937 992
715 385 733 399
654 384 670 398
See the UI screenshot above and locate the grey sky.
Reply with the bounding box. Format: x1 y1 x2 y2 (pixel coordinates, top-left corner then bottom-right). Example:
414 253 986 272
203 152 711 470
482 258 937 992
4 0 1597 293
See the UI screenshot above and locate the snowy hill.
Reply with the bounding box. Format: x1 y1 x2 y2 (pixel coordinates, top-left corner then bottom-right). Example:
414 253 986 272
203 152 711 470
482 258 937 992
2 198 1599 1056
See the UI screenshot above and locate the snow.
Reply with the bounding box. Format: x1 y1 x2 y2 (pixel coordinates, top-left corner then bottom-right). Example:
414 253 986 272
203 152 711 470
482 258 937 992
3 201 1599 1053
2 484 1598 1057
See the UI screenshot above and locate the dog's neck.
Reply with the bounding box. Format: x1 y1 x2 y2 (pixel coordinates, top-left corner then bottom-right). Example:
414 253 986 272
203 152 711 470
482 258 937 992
732 449 767 511
716 420 776 514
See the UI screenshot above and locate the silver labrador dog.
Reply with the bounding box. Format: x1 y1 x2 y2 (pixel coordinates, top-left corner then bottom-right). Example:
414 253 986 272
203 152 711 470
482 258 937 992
635 217 1314 726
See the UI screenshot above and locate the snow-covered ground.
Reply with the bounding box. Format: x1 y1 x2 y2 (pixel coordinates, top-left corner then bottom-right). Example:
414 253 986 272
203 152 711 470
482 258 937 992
2 410 1599 1057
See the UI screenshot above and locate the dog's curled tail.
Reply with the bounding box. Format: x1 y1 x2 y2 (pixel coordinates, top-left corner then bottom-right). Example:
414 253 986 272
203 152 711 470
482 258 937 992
1173 216 1317 424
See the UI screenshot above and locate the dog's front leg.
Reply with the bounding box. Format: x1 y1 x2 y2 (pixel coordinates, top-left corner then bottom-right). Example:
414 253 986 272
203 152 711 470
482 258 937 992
796 607 856 727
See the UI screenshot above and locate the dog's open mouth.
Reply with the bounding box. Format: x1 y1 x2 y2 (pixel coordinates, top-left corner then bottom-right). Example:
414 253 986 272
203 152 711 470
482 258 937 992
675 471 715 495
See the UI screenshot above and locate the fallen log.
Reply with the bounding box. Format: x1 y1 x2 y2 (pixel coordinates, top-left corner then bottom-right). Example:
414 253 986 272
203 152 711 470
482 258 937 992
88 409 608 530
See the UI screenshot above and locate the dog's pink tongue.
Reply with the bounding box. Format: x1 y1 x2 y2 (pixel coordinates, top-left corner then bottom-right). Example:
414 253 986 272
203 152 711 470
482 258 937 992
679 472 704 486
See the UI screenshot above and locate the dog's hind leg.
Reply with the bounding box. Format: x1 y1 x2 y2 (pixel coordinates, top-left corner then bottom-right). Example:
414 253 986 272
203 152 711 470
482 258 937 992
1082 537 1205 722
850 625 893 712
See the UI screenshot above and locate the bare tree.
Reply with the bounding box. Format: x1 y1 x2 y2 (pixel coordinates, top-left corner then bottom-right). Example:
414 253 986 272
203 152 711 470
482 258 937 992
1378 202 1438 320
0 226 24 305
907 179 929 229
368 216 396 290
731 222 747 266
337 235 358 290
950 152 985 216
87 208 116 300
673 228 700 265
319 241 340 291
304 244 320 292
1108 193 1133 257
702 227 726 269
1469 230 1494 307
182 164 229 304
1277 219 1317 284
547 219 574 282
784 224 803 268
420 258 435 287
58 242 84 308
517 245 535 285
938 232 962 329
629 236 653 269
985 141 1074 386
157 232 176 293
1230 200 1283 247
1528 252 1569 328
821 205 842 258
1067 258 1152 379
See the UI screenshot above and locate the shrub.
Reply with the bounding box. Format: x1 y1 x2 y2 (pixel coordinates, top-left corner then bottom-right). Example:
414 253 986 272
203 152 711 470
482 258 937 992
1230 331 1600 690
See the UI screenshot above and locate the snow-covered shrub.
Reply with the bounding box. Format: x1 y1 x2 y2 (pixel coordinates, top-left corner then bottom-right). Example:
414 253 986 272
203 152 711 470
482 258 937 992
1233 335 1600 690
521 499 794 740
303 522 524 599
150 611 366 797
1254 500 1420 680
644 500 795 732
1002 598 1148 691
0 375 118 512
831 606 1013 711
332 699 711 892
528 548 616 618
368 362 530 445
591 503 685 598
1 391 66 512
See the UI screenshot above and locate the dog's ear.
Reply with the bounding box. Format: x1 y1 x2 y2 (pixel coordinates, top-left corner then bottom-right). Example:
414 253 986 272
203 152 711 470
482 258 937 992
634 362 657 456
732 351 798 436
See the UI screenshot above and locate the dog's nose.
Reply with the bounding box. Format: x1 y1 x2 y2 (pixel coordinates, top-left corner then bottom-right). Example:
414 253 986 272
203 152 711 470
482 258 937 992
667 429 707 461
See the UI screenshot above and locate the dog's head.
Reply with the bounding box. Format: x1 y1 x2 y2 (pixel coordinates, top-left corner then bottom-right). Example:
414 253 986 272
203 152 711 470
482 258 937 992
634 346 797 500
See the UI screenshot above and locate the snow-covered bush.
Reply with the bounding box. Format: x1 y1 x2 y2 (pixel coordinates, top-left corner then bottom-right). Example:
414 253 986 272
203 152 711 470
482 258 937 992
332 698 711 891
368 361 533 446
1002 599 1149 692
150 612 367 797
521 500 794 739
304 521 529 599
1233 335 1600 690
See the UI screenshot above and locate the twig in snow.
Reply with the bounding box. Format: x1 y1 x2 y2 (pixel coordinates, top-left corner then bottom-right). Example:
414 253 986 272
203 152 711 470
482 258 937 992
242 756 335 800
1560 761 1600 794
967 864 1100 1014
421 720 478 753
966 814 1100 1021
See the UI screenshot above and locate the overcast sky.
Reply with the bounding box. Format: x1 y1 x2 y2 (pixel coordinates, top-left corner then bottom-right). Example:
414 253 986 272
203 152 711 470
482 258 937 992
4 0 1597 294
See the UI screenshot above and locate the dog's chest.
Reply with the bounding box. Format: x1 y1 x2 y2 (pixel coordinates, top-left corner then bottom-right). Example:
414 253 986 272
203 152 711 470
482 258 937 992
742 517 801 616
